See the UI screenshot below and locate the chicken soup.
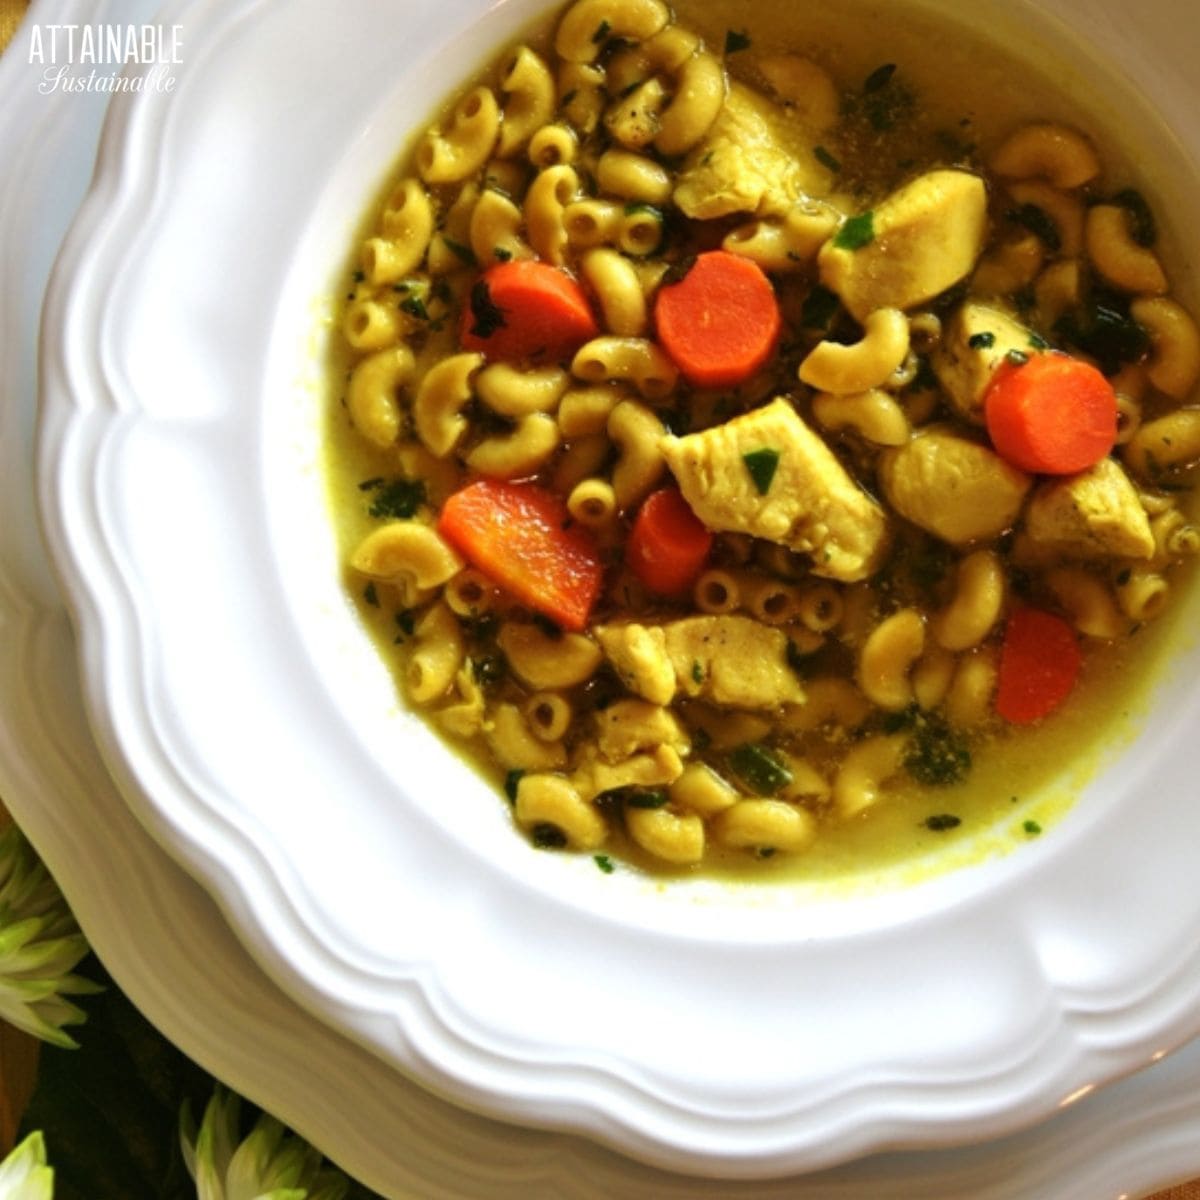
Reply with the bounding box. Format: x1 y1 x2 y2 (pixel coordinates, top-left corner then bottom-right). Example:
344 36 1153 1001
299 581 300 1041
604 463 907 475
325 0 1200 875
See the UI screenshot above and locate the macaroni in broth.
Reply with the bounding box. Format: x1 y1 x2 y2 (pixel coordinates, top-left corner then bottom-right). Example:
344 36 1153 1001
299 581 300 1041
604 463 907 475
328 0 1200 872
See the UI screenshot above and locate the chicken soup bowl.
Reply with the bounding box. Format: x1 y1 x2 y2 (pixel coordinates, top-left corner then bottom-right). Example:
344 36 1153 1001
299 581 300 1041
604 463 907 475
36 0 1200 1177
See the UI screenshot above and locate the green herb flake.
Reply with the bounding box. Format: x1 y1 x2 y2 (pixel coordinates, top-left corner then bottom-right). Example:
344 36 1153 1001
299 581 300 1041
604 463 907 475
1113 187 1157 247
442 237 476 266
591 18 611 44
1023 819 1043 836
471 655 507 688
785 638 811 679
800 284 840 330
924 813 962 832
492 246 513 263
1028 331 1050 350
362 581 379 607
833 211 875 251
626 789 670 809
358 476 384 492
624 201 663 220
743 447 781 496
905 716 971 786
968 331 995 350
691 660 704 685
594 853 615 874
400 294 429 320
1008 202 1062 252
729 743 793 795
503 769 525 804
394 609 417 639
368 477 426 520
813 144 841 172
863 62 897 93
1006 348 1030 367
468 278 507 338
724 28 752 54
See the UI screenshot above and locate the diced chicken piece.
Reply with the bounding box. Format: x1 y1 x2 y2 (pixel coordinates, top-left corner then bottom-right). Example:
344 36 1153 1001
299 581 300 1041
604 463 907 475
1024 457 1154 559
595 699 690 763
934 302 1041 424
594 615 805 709
594 622 675 705
818 169 988 323
572 745 684 802
878 427 1032 544
673 82 835 220
661 397 890 581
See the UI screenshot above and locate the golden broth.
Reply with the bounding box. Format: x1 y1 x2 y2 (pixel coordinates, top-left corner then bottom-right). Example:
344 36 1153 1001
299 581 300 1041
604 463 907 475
323 0 1200 885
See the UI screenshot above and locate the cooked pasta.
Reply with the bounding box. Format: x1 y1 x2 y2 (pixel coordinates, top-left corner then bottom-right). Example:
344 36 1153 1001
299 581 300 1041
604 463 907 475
325 0 1200 875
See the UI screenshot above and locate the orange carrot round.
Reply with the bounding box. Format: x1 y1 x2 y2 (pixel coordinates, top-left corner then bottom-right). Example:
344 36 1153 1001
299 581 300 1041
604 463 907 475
459 259 598 362
994 607 1082 724
653 251 782 388
438 480 603 631
984 352 1118 474
626 487 713 598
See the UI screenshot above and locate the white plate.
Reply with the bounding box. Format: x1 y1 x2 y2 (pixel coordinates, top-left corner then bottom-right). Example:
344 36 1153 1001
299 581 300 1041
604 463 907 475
31 0 1200 1177
9 2 1200 1198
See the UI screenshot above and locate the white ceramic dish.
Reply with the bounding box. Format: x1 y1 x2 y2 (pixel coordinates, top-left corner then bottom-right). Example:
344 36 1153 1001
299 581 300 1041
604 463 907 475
32 0 1200 1178
9 2 1200 1197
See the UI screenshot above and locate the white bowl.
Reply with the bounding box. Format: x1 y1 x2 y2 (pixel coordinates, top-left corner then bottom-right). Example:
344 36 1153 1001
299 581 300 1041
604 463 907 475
35 0 1200 1178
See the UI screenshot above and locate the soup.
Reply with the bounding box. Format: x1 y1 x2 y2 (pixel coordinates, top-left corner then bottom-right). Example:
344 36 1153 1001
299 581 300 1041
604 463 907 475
325 0 1200 875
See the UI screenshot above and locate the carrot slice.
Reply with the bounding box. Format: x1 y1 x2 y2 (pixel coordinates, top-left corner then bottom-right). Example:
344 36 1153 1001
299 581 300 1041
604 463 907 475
437 480 603 630
984 352 1118 474
459 260 598 362
653 251 782 388
626 487 713 598
994 607 1082 724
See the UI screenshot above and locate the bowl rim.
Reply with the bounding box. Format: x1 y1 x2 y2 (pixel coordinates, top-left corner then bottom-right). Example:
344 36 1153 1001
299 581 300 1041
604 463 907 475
33 0 1200 1177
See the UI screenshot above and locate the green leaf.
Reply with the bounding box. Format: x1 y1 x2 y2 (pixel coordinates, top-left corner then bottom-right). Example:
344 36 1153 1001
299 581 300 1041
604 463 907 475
729 744 792 795
0 1132 54 1199
813 145 841 172
833 212 875 251
742 447 780 496
18 957 212 1200
366 478 425 520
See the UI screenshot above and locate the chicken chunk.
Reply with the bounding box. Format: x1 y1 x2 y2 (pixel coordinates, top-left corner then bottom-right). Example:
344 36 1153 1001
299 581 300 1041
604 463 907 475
594 615 805 709
661 398 890 581
1023 457 1155 559
673 82 835 220
818 169 988 323
934 302 1041 424
878 427 1031 544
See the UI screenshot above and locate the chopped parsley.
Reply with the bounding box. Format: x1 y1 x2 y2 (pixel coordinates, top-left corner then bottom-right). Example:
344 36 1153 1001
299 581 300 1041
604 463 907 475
1023 819 1043 836
357 476 384 492
1028 331 1050 350
905 714 971 786
394 609 417 640
1112 187 1156 247
368 478 426 519
724 28 752 54
729 743 792 795
503 769 525 804
863 62 897 93
467 278 506 337
1006 348 1030 367
1054 293 1150 375
813 144 841 172
593 854 615 874
399 294 429 320
691 660 704 685
1008 202 1061 252
833 211 875 251
471 655 507 688
800 284 840 330
442 237 476 266
362 582 379 607
924 813 962 832
625 789 670 809
591 18 611 44
785 638 811 679
742 447 781 495
492 246 513 262
968 331 995 350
